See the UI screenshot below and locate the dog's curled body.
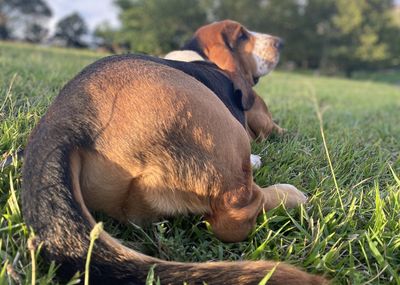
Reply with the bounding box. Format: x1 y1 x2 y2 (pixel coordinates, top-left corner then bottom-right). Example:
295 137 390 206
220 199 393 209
22 52 327 285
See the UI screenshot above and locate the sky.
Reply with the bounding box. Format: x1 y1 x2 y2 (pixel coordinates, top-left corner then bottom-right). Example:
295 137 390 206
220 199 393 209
48 0 120 33
48 0 400 33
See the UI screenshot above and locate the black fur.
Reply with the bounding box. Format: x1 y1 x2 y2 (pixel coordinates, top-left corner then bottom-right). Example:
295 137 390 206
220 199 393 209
181 37 207 59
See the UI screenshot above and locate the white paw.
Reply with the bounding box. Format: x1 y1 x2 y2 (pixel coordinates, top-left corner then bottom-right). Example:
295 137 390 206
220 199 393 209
250 154 262 169
274 184 308 206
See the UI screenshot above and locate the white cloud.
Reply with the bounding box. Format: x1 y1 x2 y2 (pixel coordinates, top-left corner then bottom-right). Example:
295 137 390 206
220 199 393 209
47 0 120 33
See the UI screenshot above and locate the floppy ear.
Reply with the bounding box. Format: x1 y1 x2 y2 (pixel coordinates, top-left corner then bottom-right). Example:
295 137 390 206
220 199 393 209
221 23 242 51
233 86 255 111
207 27 255 110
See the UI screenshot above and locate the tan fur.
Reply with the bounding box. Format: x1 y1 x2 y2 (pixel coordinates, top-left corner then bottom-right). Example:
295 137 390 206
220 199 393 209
246 91 285 140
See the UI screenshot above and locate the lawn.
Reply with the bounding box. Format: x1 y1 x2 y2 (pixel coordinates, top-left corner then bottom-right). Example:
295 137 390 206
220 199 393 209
0 41 399 284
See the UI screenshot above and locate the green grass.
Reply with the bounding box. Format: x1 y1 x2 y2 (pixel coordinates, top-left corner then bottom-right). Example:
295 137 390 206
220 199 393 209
1 41 399 284
352 69 400 86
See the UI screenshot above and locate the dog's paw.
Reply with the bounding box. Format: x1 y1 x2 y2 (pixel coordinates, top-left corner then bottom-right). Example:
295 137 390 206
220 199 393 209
276 184 307 207
250 154 262 169
274 124 286 135
261 184 307 210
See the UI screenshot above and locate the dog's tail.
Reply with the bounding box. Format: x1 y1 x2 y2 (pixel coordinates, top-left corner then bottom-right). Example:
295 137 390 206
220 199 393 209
21 123 327 285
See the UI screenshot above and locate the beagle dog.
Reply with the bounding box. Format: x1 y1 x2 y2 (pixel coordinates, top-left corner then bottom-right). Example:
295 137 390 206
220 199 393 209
165 21 285 169
165 25 284 141
22 20 327 284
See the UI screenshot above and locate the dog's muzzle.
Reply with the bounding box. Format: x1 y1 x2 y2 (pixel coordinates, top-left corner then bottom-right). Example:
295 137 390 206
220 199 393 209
250 32 282 77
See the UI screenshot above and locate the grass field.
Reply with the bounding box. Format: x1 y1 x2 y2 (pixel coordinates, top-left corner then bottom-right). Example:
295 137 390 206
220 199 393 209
0 41 399 284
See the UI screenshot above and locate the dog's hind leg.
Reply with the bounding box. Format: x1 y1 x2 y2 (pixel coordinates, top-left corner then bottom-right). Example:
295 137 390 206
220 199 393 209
206 184 264 242
257 183 307 211
206 182 307 243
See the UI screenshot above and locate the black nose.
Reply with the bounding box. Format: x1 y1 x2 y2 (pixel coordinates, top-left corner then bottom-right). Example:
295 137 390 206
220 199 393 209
274 38 284 51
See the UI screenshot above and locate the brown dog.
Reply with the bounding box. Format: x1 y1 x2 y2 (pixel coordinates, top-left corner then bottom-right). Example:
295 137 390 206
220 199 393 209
21 20 327 284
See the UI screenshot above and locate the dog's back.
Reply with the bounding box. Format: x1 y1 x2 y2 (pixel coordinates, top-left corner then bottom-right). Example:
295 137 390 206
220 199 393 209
127 54 246 126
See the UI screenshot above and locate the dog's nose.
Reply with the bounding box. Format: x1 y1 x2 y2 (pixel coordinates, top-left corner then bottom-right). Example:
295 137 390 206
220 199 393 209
274 38 284 51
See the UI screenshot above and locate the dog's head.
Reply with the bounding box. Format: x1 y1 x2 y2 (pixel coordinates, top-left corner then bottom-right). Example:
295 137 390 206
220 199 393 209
185 20 282 110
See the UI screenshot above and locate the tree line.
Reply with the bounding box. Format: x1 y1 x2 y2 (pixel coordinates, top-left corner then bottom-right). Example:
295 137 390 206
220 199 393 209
1 0 399 76
0 0 88 47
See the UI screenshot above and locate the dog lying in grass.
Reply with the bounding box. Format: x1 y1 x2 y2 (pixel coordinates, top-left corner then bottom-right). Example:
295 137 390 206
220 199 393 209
165 23 284 142
21 20 327 284
164 21 285 170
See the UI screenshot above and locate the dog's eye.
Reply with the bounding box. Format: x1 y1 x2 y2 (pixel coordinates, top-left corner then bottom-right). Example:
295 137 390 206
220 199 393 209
238 32 248 42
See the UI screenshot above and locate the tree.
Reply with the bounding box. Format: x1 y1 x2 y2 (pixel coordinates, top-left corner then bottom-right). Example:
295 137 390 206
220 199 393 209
54 13 88 48
209 0 267 27
384 5 400 67
115 0 208 54
0 11 8 39
25 23 48 42
0 0 52 42
295 0 336 69
94 21 121 52
328 0 394 76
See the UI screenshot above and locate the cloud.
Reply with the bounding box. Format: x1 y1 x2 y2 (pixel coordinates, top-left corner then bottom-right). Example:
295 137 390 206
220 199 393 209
48 0 120 33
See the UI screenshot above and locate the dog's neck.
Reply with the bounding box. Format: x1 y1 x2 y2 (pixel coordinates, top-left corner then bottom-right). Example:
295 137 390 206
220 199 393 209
164 50 205 62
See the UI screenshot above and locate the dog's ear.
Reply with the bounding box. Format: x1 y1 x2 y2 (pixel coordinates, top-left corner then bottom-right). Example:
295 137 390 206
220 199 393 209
234 88 255 111
222 58 255 111
221 23 242 51
206 24 255 110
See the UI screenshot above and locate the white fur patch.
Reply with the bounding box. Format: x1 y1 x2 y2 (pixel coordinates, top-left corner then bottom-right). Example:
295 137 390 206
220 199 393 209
164 50 204 62
250 154 262 169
